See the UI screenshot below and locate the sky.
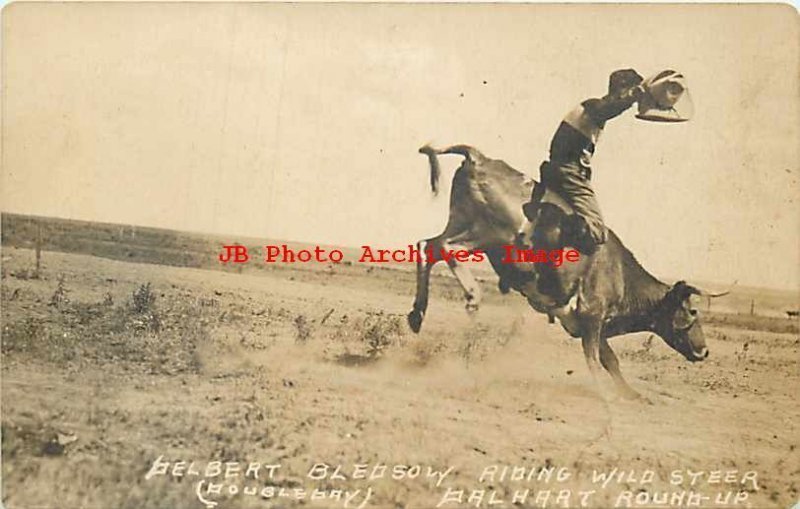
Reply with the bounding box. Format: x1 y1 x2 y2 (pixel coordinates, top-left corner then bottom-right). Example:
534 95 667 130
2 3 798 290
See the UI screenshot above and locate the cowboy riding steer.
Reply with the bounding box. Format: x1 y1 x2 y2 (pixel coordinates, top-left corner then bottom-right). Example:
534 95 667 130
408 144 726 399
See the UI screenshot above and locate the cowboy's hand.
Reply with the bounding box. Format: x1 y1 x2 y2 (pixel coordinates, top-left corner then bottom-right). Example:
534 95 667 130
612 86 640 109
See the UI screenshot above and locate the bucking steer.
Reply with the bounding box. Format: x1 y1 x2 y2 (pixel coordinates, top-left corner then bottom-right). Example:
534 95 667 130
409 144 728 399
407 144 534 334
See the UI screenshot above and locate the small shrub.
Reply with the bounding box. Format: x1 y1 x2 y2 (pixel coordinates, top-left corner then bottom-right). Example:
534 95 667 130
736 341 750 363
49 275 69 308
132 283 156 314
325 311 405 360
362 312 404 358
130 283 159 333
294 315 312 343
364 324 390 357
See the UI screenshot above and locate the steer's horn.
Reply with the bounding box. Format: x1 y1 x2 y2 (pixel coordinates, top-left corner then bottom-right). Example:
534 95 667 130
692 288 730 298
689 280 737 298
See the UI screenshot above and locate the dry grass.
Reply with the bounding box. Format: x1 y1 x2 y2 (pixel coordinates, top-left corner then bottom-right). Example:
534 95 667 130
1 219 798 509
3 278 205 375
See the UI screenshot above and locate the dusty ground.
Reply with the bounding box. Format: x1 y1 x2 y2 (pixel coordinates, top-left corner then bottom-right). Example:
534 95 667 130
1 247 798 509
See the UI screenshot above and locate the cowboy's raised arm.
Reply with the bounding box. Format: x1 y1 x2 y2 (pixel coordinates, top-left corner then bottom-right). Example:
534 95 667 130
582 86 642 124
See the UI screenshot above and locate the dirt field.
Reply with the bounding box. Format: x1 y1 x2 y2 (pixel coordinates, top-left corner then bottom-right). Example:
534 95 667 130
2 245 798 509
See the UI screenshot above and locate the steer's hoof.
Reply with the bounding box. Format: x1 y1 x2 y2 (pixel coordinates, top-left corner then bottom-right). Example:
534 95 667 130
631 393 653 405
465 302 479 315
618 387 651 404
407 310 423 333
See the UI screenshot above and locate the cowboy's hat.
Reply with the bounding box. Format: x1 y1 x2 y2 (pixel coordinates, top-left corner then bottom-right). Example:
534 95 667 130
636 70 694 122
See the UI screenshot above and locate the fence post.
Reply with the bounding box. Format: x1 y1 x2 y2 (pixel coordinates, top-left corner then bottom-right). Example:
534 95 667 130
35 222 42 278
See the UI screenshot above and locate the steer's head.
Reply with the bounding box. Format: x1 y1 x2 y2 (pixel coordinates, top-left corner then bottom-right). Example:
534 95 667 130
653 281 712 362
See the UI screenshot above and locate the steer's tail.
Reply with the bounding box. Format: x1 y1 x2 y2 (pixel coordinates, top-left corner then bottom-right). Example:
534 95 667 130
419 144 487 196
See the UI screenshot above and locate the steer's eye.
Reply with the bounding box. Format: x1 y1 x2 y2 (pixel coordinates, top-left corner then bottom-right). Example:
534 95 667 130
689 309 698 317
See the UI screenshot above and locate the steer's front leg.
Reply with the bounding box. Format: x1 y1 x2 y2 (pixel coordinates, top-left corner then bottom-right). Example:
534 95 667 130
581 317 614 399
580 318 603 377
599 337 646 401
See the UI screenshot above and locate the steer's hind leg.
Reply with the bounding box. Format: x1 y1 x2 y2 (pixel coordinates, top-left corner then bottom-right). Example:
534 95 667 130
442 242 482 313
408 238 440 333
